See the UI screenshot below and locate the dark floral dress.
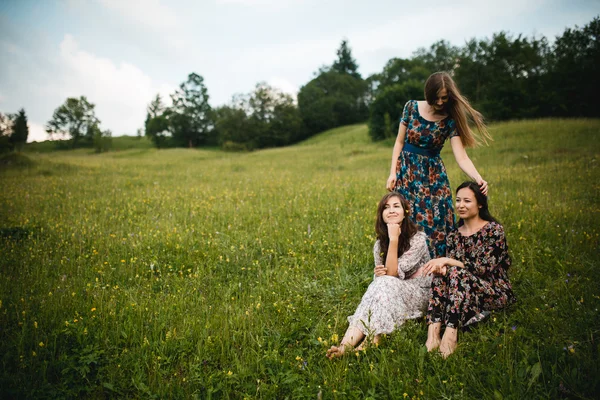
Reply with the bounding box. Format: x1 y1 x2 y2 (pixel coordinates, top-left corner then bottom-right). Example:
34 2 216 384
394 100 458 257
427 222 516 329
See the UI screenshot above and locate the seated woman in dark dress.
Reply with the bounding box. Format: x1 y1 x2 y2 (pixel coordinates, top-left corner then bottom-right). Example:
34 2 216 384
422 181 516 357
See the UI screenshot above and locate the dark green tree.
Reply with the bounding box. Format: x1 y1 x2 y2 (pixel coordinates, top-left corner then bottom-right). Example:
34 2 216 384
214 104 251 150
9 108 29 152
367 58 430 141
144 94 171 148
0 112 13 153
413 40 460 73
454 32 550 120
170 73 213 147
214 83 304 150
46 96 98 147
298 69 368 135
332 39 361 78
547 17 600 117
90 122 112 153
247 83 303 148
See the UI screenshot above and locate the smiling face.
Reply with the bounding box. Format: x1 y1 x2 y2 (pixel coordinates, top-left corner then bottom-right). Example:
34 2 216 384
455 187 481 220
382 196 405 224
432 88 449 112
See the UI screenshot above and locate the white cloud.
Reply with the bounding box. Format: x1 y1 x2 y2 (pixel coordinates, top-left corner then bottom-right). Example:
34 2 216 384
44 34 175 135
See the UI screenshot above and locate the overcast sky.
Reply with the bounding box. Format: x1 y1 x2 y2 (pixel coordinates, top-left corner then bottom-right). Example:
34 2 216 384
0 0 598 142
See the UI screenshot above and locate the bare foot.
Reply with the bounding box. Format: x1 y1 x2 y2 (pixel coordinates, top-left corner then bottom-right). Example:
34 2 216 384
426 323 442 352
439 327 458 358
326 344 349 359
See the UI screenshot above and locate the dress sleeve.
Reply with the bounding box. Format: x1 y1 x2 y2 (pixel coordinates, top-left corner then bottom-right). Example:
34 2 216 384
487 223 511 272
400 101 411 126
396 232 430 279
448 118 459 138
473 223 511 276
373 240 383 266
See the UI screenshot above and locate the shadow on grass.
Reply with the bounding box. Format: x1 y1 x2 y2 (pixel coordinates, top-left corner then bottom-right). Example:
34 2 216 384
0 227 34 241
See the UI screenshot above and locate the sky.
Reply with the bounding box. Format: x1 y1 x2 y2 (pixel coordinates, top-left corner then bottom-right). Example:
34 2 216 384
0 0 598 142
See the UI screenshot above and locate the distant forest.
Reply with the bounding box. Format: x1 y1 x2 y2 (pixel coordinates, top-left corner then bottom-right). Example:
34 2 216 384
1 17 598 152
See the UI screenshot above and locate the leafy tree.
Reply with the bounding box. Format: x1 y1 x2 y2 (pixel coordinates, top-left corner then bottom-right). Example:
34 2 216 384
170 73 214 147
247 83 303 148
547 17 600 117
455 32 551 120
332 39 361 78
0 112 13 154
46 96 98 147
368 80 423 141
413 40 460 73
146 94 165 121
298 69 368 136
90 123 112 153
145 114 170 149
214 83 304 150
214 105 250 150
367 58 430 141
9 108 29 152
269 96 304 145
144 94 171 148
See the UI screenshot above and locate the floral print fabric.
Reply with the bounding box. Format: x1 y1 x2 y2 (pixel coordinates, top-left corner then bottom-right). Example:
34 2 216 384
347 232 432 336
427 222 516 329
394 100 459 257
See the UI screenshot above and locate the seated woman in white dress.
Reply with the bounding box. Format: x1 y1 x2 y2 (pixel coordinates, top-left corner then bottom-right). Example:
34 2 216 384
326 192 431 358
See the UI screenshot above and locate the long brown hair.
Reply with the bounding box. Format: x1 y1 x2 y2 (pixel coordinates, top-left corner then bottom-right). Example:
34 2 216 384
375 192 418 261
424 71 492 148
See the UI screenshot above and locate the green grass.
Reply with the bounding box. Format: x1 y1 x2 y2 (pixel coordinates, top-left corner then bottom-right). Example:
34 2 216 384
1 119 599 399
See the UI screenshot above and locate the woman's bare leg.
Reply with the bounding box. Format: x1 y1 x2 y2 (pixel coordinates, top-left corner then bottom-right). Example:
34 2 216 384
439 327 458 358
426 322 442 352
356 333 381 351
326 326 365 359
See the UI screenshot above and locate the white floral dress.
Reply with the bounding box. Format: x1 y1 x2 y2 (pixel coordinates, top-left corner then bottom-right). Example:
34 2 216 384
347 232 432 336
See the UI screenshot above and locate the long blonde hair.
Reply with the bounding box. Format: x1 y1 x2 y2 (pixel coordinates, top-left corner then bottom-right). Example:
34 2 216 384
424 72 492 147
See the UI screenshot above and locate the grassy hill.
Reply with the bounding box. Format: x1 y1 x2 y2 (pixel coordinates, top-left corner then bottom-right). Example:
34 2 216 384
1 119 599 398
24 135 155 153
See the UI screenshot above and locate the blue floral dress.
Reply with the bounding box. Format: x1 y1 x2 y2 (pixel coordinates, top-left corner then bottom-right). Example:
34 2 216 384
394 100 458 257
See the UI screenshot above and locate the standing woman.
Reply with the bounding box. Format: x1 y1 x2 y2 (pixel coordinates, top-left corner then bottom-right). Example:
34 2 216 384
422 181 516 357
386 72 492 258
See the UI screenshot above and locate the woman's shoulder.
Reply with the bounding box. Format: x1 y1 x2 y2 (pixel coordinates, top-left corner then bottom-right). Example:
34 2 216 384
410 231 428 246
485 221 506 236
404 99 418 109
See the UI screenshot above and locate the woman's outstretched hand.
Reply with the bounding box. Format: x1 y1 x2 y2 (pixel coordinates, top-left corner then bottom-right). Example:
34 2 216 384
422 258 449 276
374 264 387 277
386 174 396 192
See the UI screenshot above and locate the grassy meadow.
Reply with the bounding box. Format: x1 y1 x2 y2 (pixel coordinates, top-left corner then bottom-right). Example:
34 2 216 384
0 119 599 398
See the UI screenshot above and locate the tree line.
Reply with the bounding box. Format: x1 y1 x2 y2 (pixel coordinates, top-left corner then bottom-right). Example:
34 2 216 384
3 16 596 153
0 110 29 154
